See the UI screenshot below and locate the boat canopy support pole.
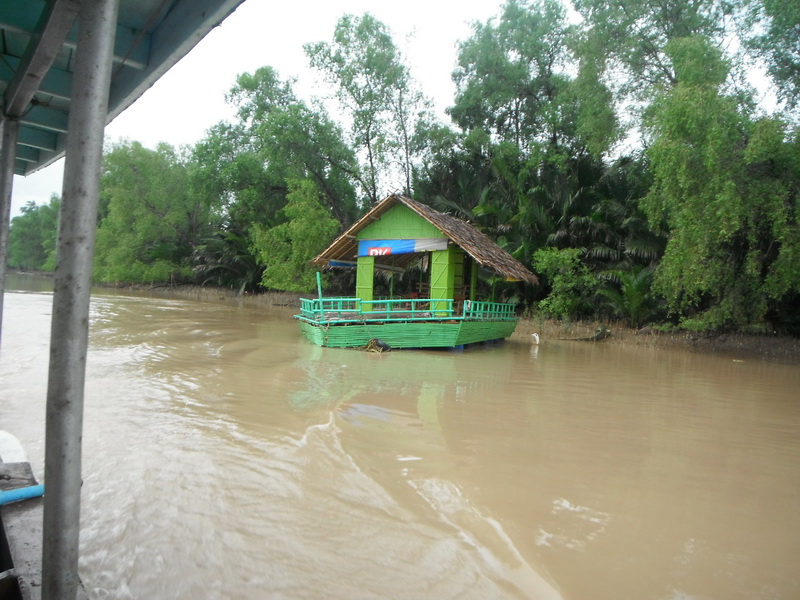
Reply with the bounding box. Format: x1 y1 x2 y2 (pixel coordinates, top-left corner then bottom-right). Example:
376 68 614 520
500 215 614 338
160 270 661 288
1 0 82 345
42 0 119 598
0 118 19 343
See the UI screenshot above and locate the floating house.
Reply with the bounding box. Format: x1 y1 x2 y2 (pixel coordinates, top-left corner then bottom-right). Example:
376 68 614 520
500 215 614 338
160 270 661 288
295 195 538 349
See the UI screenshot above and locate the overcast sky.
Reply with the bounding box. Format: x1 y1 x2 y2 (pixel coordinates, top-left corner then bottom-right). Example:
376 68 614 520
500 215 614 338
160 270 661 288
10 0 507 217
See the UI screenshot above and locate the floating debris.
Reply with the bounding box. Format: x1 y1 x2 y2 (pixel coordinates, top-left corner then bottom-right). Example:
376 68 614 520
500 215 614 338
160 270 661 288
364 338 391 353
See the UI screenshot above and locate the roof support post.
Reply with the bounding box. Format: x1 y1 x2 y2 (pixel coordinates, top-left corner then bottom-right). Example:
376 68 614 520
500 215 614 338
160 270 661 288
0 117 19 342
356 256 375 305
42 0 119 598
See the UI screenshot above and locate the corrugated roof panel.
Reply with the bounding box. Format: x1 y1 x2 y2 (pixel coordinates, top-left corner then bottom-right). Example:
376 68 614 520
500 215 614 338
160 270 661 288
1 0 247 176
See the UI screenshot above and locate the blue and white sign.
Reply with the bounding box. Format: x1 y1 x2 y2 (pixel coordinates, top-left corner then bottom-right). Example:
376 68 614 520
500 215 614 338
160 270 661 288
358 238 448 257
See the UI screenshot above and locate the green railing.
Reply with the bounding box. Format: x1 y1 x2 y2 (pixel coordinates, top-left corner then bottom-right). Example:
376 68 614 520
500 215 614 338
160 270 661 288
463 300 517 320
298 297 361 321
296 297 517 324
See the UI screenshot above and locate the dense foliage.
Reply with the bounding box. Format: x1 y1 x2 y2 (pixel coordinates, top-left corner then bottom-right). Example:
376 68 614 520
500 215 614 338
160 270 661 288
8 0 799 333
6 196 60 271
250 179 340 292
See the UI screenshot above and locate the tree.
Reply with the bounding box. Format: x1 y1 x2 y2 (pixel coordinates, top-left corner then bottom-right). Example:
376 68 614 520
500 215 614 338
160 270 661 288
573 0 730 94
451 0 577 152
745 0 800 108
192 121 286 232
571 0 744 154
643 36 800 331
250 180 339 292
226 67 360 225
306 14 426 202
532 247 598 320
597 265 661 327
6 196 60 271
189 68 361 291
94 141 213 284
389 75 429 197
415 124 493 215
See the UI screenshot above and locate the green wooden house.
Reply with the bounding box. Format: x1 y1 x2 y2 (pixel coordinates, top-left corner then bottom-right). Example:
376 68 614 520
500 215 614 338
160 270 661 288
295 195 538 349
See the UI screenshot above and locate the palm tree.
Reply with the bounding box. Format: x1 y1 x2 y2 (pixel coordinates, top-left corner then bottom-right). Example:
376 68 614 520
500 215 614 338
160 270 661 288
597 265 662 328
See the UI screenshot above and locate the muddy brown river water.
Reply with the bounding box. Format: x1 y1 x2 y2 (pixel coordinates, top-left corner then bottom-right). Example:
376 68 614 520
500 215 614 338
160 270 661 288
1 282 799 599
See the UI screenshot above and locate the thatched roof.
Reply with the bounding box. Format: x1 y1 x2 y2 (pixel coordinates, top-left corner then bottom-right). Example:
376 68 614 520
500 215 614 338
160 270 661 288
312 195 539 285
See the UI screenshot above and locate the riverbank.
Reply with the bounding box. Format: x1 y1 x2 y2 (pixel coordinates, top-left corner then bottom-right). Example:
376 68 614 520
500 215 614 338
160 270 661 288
133 284 800 364
8 274 798 363
513 318 800 364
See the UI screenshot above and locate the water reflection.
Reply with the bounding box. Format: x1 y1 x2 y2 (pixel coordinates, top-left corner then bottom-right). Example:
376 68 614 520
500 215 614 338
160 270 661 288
1 286 799 599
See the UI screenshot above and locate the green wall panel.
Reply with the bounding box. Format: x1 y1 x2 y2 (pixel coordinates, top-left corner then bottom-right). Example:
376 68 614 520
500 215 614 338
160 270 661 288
358 205 445 240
